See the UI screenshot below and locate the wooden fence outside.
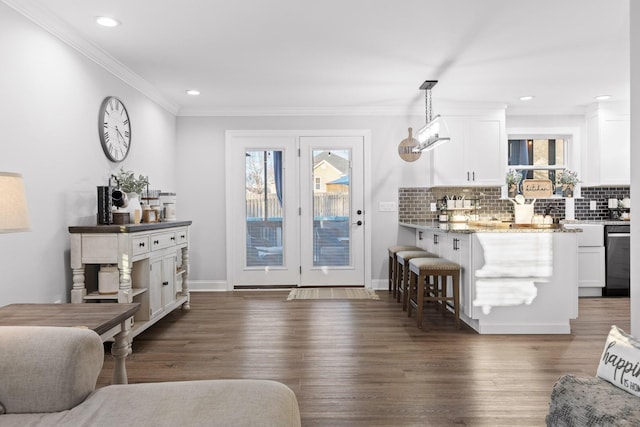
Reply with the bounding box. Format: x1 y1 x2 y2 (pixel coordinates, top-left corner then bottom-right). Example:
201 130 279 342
246 193 349 219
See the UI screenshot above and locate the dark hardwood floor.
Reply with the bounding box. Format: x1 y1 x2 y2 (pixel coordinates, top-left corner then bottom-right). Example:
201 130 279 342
97 291 631 426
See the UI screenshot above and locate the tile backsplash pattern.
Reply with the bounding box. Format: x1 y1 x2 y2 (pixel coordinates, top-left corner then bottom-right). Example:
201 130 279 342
399 186 630 223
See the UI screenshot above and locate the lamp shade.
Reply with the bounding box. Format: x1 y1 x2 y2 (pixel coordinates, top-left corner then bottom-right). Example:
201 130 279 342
0 172 30 233
413 115 451 152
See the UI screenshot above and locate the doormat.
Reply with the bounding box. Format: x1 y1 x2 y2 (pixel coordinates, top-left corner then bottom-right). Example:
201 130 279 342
286 288 380 301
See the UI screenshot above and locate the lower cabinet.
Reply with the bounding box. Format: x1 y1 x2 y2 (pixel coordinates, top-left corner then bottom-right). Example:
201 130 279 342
562 223 605 296
416 230 474 319
149 253 178 318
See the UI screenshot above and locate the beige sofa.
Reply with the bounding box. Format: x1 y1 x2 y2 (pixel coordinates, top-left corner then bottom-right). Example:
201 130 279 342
0 326 301 426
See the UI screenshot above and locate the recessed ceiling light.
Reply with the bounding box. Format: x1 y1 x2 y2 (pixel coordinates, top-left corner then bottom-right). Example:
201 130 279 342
96 16 120 27
186 90 200 96
595 95 612 101
519 96 534 101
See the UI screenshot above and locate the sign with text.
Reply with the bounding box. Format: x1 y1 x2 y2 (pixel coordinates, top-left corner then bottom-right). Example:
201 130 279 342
522 179 553 198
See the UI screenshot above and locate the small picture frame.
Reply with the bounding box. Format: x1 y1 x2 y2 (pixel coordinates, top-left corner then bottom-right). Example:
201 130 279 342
142 208 158 223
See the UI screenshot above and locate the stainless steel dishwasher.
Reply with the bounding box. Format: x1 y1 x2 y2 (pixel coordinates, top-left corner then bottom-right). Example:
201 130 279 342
604 224 630 296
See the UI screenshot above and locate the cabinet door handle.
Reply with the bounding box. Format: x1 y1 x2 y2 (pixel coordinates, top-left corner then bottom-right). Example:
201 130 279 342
433 234 439 244
153 240 160 245
162 281 169 286
180 234 186 239
467 171 470 181
139 242 145 247
472 171 476 181
418 231 423 240
171 236 176 241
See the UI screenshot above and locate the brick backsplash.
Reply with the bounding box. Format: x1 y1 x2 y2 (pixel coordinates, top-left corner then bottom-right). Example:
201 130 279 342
398 186 630 223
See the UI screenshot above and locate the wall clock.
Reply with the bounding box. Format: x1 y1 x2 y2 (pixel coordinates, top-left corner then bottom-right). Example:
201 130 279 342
98 96 131 162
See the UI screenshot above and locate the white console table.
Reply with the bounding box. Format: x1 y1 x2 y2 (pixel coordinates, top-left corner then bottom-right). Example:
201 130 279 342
69 221 192 338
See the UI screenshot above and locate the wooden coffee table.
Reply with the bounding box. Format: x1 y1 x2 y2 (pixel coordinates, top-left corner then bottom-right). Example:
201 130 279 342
0 303 139 384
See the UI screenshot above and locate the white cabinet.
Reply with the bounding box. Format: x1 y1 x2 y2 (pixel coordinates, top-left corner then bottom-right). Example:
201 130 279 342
585 102 630 185
149 253 177 318
562 223 605 296
431 112 506 186
69 222 191 339
416 230 474 319
444 234 473 319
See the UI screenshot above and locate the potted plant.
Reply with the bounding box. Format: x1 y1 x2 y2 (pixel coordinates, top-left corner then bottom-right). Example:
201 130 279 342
116 168 149 195
115 168 149 224
559 169 581 197
505 169 522 198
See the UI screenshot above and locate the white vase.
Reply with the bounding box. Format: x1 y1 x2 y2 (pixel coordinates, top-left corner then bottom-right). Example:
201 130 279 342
126 192 142 224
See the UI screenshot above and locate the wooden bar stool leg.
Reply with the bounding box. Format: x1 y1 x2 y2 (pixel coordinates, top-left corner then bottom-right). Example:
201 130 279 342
401 261 409 308
388 254 394 293
441 275 448 315
395 261 403 303
407 269 415 318
417 272 425 328
453 273 460 329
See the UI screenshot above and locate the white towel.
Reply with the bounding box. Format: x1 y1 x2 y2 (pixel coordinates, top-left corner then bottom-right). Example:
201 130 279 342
473 233 553 313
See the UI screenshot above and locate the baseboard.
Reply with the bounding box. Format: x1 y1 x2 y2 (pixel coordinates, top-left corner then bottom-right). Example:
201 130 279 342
188 280 228 292
189 279 388 292
370 279 388 290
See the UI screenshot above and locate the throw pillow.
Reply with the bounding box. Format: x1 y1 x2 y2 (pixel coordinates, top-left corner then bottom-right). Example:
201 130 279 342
596 325 640 396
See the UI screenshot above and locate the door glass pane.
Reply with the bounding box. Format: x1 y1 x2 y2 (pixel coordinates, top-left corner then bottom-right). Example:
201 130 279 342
245 150 283 267
312 149 350 266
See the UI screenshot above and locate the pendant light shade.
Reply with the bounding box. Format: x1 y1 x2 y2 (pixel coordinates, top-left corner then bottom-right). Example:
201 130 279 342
412 80 450 152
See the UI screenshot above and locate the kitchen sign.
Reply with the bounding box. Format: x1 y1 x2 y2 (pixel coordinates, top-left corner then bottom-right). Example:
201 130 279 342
522 179 553 198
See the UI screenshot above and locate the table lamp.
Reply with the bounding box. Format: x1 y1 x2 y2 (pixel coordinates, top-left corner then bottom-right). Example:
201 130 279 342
0 172 30 233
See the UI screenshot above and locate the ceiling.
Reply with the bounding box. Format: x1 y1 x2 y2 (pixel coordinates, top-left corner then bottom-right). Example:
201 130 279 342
7 0 630 116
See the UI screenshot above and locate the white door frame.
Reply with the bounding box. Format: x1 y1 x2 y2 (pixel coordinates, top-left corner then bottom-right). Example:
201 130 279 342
225 129 371 290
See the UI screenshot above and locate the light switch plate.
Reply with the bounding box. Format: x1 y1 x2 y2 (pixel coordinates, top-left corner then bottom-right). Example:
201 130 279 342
379 201 397 212
430 203 437 212
590 200 597 210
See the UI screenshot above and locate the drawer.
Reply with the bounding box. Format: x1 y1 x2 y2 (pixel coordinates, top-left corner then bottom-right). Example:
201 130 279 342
175 228 188 245
132 235 150 256
81 235 118 263
150 231 177 251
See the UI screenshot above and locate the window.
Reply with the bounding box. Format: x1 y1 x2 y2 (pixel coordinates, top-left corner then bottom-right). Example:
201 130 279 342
315 177 321 190
508 138 567 189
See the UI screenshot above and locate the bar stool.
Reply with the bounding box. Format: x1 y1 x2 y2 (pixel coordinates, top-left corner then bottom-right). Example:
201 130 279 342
395 250 437 310
407 257 461 329
387 245 422 296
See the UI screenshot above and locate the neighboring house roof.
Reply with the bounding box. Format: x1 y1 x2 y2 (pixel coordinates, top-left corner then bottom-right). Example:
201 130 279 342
313 152 349 175
327 176 349 185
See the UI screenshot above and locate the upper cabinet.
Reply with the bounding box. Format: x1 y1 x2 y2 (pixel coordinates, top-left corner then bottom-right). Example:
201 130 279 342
584 102 630 186
431 109 506 186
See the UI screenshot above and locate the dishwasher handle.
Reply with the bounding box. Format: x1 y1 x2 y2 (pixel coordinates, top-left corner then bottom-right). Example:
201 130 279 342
608 233 630 237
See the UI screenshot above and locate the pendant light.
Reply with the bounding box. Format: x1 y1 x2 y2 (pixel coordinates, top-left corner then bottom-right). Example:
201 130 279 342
413 80 450 152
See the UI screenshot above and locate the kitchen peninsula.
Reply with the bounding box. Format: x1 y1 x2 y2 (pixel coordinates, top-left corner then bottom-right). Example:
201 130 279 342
400 221 580 334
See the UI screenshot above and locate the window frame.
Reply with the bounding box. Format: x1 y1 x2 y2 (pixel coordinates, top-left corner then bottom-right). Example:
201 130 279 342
506 129 581 198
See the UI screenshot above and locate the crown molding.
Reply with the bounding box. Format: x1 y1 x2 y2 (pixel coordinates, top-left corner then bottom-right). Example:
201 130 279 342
177 105 425 117
2 0 179 115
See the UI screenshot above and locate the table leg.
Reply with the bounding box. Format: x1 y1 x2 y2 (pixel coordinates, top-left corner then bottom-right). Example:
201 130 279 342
111 319 131 384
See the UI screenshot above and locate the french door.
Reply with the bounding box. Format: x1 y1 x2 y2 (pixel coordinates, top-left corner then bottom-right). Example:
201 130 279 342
226 131 366 288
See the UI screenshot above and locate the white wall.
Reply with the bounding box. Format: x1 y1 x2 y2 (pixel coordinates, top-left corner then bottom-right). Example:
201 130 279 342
0 5 177 305
175 115 429 289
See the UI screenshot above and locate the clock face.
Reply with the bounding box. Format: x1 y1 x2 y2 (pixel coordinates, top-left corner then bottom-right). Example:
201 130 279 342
98 96 131 162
